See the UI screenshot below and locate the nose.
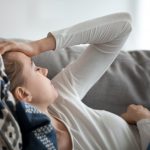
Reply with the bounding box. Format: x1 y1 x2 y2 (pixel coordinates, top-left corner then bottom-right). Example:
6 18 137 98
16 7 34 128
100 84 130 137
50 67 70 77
42 67 48 77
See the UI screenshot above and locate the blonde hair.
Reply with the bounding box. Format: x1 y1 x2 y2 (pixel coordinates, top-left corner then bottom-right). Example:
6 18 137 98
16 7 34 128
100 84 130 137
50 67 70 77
2 53 25 94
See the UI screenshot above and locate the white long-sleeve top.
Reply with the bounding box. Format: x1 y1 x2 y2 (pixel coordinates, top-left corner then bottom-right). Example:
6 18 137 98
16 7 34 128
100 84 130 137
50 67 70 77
47 12 150 150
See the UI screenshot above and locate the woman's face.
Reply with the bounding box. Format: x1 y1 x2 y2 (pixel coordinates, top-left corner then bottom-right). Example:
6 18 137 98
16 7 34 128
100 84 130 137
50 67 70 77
9 52 58 107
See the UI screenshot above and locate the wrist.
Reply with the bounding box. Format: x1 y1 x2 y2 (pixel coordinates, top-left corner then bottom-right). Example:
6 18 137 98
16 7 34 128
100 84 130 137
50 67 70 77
135 115 150 123
32 34 56 54
137 118 150 125
30 41 41 55
39 33 56 52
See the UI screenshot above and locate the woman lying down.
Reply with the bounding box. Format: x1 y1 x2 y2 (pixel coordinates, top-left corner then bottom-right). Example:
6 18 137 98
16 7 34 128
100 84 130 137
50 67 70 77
0 12 150 150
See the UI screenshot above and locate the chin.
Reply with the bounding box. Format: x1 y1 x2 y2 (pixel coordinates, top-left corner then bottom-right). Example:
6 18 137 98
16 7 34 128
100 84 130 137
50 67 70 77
54 90 59 101
51 90 59 104
54 87 59 98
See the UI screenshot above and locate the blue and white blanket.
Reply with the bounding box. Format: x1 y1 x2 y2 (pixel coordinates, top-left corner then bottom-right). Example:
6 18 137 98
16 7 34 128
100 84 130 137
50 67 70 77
0 55 58 150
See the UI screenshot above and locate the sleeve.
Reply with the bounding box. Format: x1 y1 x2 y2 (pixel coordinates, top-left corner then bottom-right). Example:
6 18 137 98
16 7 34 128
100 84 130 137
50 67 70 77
137 119 150 150
50 12 132 100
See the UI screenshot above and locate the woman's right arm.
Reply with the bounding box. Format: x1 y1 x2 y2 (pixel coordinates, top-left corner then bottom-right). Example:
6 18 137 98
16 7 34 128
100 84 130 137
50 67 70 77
0 33 56 56
51 12 132 100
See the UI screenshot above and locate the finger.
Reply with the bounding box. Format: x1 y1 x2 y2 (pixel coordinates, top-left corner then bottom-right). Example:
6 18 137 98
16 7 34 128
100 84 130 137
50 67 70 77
0 43 10 50
128 104 136 108
0 41 6 45
0 44 16 55
137 105 144 109
121 113 131 122
121 113 135 124
128 104 139 111
0 39 7 43
129 105 144 111
121 113 128 120
0 43 10 55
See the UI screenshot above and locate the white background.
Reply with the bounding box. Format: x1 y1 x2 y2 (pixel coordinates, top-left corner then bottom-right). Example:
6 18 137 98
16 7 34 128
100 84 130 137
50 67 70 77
0 0 150 51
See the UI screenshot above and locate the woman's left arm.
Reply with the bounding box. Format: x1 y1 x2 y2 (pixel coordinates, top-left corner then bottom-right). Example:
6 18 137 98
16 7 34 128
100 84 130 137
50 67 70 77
137 119 150 150
121 104 150 150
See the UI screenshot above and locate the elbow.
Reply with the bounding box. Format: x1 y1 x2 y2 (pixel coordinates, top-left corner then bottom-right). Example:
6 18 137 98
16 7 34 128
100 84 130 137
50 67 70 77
112 12 133 36
119 13 133 36
121 21 132 37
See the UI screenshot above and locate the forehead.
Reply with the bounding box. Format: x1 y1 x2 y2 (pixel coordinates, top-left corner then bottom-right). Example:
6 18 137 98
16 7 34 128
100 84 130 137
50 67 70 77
7 52 31 64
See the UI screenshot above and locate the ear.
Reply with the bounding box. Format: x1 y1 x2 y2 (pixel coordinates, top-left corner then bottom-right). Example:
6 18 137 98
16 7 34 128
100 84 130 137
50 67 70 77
14 87 32 103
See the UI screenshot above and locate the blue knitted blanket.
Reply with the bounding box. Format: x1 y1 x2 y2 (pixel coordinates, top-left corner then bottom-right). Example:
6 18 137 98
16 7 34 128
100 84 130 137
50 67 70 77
0 55 57 150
